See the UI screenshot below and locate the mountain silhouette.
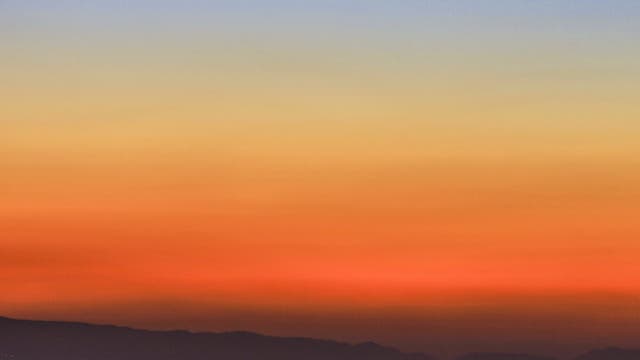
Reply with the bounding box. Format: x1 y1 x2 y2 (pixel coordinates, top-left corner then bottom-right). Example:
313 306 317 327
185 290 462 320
1 315 638 360
574 347 640 360
457 353 556 360
0 315 431 360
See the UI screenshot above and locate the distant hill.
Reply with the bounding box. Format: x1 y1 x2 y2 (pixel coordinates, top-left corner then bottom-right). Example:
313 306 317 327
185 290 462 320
0 315 431 360
457 353 556 360
574 347 640 360
1 315 637 360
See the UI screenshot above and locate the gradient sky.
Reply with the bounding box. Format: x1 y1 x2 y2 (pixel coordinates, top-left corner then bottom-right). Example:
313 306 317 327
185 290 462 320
2 1 640 358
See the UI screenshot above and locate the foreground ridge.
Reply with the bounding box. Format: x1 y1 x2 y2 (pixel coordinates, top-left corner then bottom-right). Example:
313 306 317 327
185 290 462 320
0 316 637 360
0 315 431 360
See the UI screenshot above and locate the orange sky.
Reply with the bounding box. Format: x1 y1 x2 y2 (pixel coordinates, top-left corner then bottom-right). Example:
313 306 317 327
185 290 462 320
2 1 640 357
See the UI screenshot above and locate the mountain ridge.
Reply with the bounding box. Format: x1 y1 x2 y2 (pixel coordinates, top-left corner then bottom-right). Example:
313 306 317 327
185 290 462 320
0 315 431 360
0 315 638 360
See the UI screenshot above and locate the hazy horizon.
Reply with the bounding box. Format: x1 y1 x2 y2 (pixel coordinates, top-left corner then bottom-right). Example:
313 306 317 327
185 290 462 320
2 1 640 358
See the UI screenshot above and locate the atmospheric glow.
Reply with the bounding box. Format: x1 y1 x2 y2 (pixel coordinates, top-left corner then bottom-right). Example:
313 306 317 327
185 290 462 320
2 1 640 356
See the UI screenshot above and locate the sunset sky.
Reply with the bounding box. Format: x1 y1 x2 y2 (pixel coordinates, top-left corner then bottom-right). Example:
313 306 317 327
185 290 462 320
2 1 640 357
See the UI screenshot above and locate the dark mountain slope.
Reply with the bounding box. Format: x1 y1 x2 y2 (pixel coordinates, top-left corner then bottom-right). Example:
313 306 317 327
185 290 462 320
0 316 430 360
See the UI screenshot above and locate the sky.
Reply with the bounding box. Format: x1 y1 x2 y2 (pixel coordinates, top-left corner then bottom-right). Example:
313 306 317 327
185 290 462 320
2 1 640 357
